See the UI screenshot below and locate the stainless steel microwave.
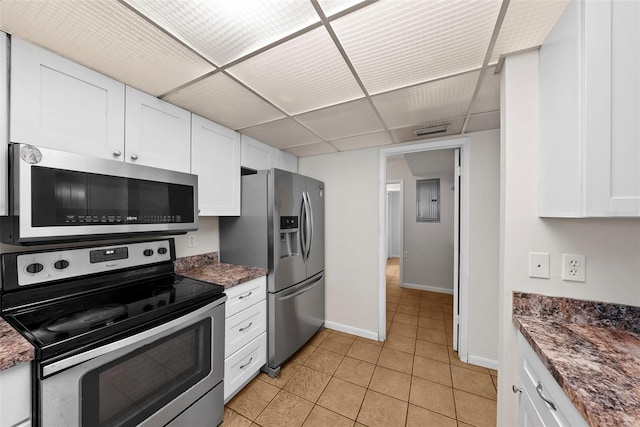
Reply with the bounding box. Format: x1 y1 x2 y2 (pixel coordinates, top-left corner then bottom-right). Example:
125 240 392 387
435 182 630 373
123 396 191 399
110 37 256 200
1 144 198 244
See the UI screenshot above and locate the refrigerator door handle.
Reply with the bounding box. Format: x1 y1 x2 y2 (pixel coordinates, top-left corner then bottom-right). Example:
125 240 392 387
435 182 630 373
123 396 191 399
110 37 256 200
306 191 314 260
278 275 323 301
300 195 308 261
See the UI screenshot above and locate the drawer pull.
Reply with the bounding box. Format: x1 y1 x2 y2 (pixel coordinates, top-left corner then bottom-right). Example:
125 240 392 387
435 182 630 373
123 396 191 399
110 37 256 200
239 322 253 332
512 385 522 394
238 291 253 300
536 382 556 411
239 357 253 370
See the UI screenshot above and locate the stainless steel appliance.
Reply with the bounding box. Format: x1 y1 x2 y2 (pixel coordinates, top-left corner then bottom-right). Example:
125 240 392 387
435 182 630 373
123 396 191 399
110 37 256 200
1 143 198 244
220 169 324 377
0 239 226 427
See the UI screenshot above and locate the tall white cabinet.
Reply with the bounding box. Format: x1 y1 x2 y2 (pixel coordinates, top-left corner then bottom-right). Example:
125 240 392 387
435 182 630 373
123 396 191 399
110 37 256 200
538 0 640 217
240 135 297 173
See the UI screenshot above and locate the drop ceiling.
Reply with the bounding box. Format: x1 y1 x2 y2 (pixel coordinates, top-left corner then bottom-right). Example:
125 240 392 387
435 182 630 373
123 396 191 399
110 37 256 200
0 0 569 157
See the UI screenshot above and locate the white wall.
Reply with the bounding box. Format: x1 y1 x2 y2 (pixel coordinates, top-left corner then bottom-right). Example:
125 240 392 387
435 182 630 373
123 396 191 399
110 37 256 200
387 155 455 292
497 50 640 425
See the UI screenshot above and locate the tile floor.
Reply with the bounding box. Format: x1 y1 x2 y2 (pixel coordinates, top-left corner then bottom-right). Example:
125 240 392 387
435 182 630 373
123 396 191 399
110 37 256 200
223 258 498 427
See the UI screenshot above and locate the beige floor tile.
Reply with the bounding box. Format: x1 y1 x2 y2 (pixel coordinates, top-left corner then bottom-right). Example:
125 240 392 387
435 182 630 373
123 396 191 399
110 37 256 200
398 299 421 308
222 407 252 427
409 377 456 419
283 365 331 402
451 366 497 400
394 313 419 326
307 329 331 347
386 295 400 304
413 355 452 386
259 361 302 388
334 356 376 387
388 322 418 339
454 389 497 427
304 348 344 375
458 423 475 427
227 378 280 420
386 302 398 312
328 329 357 339
289 344 318 365
317 377 367 420
491 374 499 390
406 404 457 427
418 316 446 331
396 304 420 315
356 336 384 347
387 289 402 298
448 350 490 373
302 405 355 427
346 339 383 364
368 366 411 401
386 310 396 321
319 334 355 355
376 347 414 374
356 390 407 427
489 368 498 376
386 321 392 334
255 390 314 427
417 327 447 345
414 340 450 364
384 333 416 354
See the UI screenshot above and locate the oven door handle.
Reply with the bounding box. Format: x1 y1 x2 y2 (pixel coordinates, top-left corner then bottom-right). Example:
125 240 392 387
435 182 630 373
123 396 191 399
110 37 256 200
42 296 226 377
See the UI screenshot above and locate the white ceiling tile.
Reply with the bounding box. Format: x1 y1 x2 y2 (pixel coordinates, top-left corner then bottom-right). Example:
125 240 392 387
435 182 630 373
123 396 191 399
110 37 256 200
470 66 500 114
331 131 392 151
390 118 465 144
285 142 338 157
240 118 322 149
164 73 285 130
295 98 384 140
228 26 364 115
124 0 320 66
465 111 500 133
317 0 369 17
331 0 501 94
0 0 214 96
372 71 480 129
491 0 569 63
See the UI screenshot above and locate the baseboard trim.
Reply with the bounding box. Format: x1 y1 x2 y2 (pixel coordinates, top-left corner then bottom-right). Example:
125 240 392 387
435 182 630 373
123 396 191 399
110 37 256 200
466 354 498 371
324 320 380 341
401 282 454 295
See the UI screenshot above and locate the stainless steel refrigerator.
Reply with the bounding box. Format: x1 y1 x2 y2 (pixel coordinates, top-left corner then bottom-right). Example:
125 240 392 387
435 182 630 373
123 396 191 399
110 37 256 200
220 168 324 377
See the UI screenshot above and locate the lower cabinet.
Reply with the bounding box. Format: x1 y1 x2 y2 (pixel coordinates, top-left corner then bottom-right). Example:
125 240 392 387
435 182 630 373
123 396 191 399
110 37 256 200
516 333 587 427
0 362 31 427
223 277 267 403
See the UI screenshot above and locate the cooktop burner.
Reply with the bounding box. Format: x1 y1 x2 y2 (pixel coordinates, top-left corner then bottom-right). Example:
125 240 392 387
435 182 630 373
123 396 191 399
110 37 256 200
45 305 128 332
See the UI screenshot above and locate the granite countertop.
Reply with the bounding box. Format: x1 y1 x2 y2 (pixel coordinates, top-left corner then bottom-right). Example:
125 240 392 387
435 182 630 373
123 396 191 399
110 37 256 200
513 292 640 427
0 318 35 371
175 252 267 289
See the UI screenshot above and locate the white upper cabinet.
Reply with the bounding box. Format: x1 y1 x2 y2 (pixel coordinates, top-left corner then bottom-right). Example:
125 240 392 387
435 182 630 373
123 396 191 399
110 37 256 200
241 134 297 173
274 149 298 173
1 32 7 217
539 0 640 217
191 115 241 216
125 86 191 173
10 37 125 159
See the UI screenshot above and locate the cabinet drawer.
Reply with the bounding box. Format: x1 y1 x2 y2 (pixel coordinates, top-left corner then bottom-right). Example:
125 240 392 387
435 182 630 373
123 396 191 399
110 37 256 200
225 300 266 358
224 332 266 403
224 277 266 318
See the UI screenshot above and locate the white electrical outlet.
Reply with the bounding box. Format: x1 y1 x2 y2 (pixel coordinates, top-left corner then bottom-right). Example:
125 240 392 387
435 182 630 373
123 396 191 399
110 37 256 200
529 252 550 279
188 235 197 248
562 254 585 282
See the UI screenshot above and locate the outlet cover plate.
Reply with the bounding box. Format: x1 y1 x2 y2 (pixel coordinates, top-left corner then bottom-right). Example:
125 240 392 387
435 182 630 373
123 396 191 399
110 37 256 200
562 254 586 282
529 252 550 279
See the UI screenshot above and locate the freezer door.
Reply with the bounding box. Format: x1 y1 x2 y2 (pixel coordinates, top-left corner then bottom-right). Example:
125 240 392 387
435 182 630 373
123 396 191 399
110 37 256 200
305 177 324 278
271 169 307 293
268 273 325 369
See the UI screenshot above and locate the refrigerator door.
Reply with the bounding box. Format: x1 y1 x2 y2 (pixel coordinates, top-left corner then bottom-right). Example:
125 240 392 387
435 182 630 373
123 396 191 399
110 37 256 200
305 177 324 279
270 169 307 293
268 272 325 369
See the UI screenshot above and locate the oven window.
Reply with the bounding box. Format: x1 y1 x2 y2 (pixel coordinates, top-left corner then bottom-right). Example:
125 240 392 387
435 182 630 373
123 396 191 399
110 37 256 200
81 319 211 427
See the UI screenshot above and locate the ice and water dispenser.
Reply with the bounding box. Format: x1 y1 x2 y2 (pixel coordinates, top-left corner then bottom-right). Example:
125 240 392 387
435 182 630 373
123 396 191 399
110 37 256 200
279 216 299 258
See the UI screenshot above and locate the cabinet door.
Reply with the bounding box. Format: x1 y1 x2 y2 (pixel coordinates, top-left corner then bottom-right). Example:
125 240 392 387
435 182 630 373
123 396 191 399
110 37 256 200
0 362 31 427
191 115 241 216
125 86 191 173
518 387 546 427
10 37 125 159
1 32 7 216
241 135 273 171
274 149 298 173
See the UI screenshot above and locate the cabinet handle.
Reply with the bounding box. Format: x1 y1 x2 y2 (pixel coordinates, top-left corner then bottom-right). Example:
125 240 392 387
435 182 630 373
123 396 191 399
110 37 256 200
239 322 253 332
238 291 252 300
113 150 122 157
239 357 253 370
536 382 556 411
512 385 522 394
130 153 139 160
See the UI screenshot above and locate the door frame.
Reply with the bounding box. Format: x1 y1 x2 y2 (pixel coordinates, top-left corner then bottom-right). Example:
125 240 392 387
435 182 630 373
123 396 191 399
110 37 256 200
378 137 471 362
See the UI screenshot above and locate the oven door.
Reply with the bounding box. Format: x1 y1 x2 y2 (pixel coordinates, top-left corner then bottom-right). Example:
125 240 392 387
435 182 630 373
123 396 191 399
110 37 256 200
39 299 225 427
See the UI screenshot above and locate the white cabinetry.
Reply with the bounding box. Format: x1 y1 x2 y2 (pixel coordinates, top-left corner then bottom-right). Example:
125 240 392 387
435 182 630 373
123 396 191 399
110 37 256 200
274 149 298 173
125 86 191 173
191 115 241 216
241 135 297 173
516 334 587 427
1 32 8 217
10 37 125 160
539 0 640 217
223 277 267 403
0 362 31 427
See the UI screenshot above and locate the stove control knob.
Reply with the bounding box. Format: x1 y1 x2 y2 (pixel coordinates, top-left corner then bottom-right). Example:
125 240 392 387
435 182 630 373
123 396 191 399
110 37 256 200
158 247 168 255
26 263 44 274
143 249 154 257
53 260 70 270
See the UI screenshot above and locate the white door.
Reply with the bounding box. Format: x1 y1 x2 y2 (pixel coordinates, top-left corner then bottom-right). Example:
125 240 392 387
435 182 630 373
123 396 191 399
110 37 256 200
453 148 461 351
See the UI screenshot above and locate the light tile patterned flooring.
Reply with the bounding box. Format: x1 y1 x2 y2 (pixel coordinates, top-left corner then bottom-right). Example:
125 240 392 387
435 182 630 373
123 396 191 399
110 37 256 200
223 258 498 427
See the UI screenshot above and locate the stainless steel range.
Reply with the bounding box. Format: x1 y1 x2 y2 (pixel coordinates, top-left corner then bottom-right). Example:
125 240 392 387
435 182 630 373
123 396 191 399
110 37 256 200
0 238 226 427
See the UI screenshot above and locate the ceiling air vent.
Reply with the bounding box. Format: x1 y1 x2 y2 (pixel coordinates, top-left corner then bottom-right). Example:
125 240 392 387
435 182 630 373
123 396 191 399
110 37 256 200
413 124 449 137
